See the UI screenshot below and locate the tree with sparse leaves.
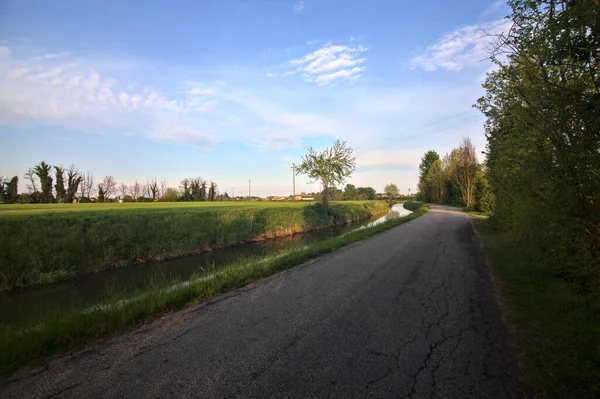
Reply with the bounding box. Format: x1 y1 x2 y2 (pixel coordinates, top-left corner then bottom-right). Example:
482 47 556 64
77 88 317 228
296 140 356 213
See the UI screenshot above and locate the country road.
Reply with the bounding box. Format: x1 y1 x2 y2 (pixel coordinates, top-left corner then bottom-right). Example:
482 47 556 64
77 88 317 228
0 205 517 398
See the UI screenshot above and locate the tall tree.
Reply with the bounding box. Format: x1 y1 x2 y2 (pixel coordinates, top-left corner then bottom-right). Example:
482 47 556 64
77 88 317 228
33 161 54 202
54 166 66 203
81 171 95 200
180 178 191 201
24 168 38 193
132 180 141 201
66 166 83 203
476 0 600 282
148 178 158 201
418 150 440 182
3 176 18 203
199 181 207 201
208 181 217 201
384 183 400 201
357 187 376 200
296 140 356 213
101 176 116 201
343 184 357 200
119 183 129 200
449 138 478 207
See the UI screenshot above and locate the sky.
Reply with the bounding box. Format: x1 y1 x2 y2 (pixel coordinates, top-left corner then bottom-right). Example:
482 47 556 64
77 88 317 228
0 0 512 197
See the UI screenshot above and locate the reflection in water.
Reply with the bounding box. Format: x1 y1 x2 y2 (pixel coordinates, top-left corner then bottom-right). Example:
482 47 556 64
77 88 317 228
0 204 411 326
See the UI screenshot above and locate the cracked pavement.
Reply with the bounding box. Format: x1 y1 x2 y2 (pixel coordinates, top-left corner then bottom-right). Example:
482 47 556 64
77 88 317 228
0 205 517 398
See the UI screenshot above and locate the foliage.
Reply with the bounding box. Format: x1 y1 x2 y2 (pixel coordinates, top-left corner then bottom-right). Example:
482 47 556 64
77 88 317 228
343 184 357 200
160 188 179 202
476 0 600 286
0 201 388 290
418 150 440 181
33 161 53 203
474 218 600 398
356 186 376 200
54 167 66 203
296 139 356 213
2 177 18 204
474 167 495 213
384 183 399 200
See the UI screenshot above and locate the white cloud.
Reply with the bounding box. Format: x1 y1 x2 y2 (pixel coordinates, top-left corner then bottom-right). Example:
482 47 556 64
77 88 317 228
411 18 512 71
152 124 215 148
30 51 72 61
293 1 304 13
0 46 10 59
287 42 368 85
253 136 301 151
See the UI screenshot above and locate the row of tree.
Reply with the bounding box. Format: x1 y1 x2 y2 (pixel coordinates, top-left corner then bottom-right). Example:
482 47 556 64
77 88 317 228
474 0 599 286
416 138 494 212
0 161 226 203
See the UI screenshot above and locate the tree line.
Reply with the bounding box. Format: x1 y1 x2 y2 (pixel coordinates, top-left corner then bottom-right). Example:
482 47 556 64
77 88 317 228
0 161 226 203
477 1 598 287
416 138 494 213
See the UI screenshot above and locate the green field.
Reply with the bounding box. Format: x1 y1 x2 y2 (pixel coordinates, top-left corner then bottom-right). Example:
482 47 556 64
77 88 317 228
0 201 325 215
0 200 389 290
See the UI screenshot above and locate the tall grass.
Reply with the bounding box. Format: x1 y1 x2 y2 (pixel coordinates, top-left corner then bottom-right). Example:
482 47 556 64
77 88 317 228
473 218 600 398
0 202 428 376
0 201 388 290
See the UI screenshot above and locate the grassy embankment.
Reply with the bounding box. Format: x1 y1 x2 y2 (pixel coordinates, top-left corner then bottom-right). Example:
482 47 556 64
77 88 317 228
0 201 429 375
472 217 600 399
0 201 387 291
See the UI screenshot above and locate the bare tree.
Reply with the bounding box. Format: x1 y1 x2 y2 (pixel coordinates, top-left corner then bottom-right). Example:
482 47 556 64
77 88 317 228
119 182 129 199
80 171 95 199
102 176 117 199
160 179 168 200
148 178 158 201
24 168 38 193
142 183 150 199
449 137 478 207
131 180 141 201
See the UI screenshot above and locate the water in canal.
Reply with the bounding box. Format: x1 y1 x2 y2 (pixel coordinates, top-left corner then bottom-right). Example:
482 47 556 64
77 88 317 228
0 205 412 326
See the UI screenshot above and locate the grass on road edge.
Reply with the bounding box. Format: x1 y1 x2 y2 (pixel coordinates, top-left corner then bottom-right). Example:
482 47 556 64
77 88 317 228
0 202 429 376
472 218 600 399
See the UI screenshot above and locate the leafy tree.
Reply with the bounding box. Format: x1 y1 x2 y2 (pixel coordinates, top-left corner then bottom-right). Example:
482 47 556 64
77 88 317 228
418 150 440 182
474 167 495 213
343 184 357 200
97 185 105 203
208 182 217 201
54 166 66 203
160 187 179 202
384 183 399 201
180 178 192 201
356 186 376 200
66 166 82 203
3 176 18 203
296 140 356 213
476 0 600 284
33 161 54 202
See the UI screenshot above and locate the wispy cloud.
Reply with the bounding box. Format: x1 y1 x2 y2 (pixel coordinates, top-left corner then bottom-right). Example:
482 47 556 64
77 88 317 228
410 18 512 71
287 42 368 85
152 124 216 148
0 46 10 59
293 1 305 13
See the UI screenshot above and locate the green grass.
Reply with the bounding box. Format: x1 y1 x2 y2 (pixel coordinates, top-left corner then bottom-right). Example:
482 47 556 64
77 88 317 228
0 202 429 376
472 218 600 399
0 201 389 290
0 201 316 215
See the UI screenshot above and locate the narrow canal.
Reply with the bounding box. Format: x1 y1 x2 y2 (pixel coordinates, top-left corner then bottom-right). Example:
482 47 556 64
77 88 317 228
0 205 412 326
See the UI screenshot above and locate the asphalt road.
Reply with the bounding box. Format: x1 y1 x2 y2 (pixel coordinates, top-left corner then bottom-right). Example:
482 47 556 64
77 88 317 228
1 205 517 398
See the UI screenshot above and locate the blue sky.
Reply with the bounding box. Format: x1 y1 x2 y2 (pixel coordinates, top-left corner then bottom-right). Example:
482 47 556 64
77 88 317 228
0 0 511 197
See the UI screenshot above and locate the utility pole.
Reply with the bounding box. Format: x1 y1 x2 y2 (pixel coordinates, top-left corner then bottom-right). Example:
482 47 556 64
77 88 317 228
291 164 296 200
248 179 251 202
